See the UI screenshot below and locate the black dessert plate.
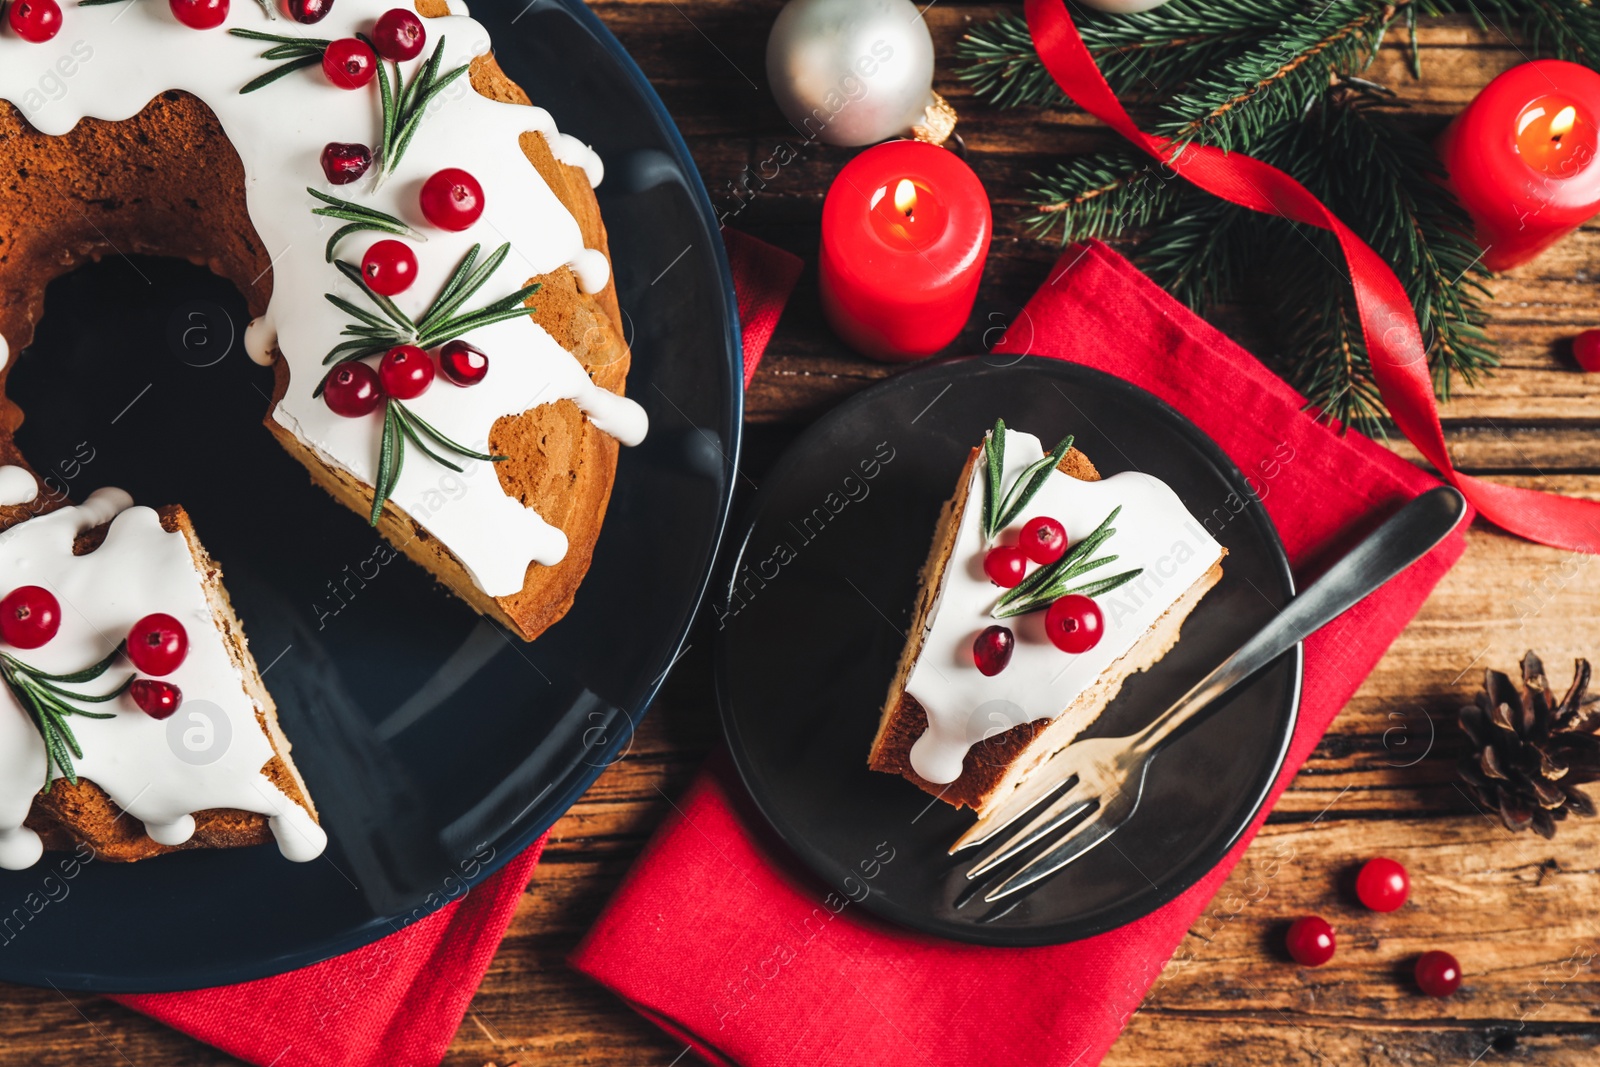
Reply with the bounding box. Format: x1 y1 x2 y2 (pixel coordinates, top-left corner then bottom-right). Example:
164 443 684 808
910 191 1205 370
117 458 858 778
0 0 740 990
716 357 1299 946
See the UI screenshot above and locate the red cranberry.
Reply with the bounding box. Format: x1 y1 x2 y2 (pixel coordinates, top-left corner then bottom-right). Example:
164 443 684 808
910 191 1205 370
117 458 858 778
1575 329 1600 372
361 240 417 296
130 679 183 720
982 545 1028 588
379 344 434 400
126 613 189 676
169 0 228 29
1044 594 1103 654
1415 950 1462 997
971 625 1014 677
7 0 62 42
323 38 377 90
419 168 485 231
1020 516 1067 565
320 142 372 185
1355 856 1410 912
282 0 330 23
0 586 60 649
323 362 382 417
1285 915 1336 967
439 340 489 386
372 7 425 61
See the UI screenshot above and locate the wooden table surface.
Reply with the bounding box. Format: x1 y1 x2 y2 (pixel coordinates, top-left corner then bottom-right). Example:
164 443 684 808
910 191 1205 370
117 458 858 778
7 3 1600 1065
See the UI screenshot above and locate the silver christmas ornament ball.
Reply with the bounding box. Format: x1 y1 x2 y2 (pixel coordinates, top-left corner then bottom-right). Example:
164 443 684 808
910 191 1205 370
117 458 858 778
766 0 939 147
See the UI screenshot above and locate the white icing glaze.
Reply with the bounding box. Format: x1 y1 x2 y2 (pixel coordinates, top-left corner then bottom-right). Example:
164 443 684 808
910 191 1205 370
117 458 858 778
0 1 646 598
0 467 38 507
0 489 326 869
905 429 1225 784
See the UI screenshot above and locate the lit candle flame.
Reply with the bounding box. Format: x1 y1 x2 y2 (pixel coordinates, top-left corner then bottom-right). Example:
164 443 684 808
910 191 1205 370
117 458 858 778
894 179 918 218
1552 105 1577 140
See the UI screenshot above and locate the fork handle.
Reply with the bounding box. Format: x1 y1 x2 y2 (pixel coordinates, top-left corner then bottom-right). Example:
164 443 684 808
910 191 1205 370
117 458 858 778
1131 486 1467 756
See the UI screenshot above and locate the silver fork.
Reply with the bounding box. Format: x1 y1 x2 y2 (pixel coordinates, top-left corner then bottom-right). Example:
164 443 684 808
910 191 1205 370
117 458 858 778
952 485 1468 905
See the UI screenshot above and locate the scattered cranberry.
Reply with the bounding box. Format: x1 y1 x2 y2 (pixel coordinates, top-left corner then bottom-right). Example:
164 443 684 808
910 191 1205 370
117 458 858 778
1044 594 1103 654
361 240 417 296
1415 950 1462 997
0 586 59 649
372 7 425 60
7 0 62 42
1020 516 1067 565
1285 915 1336 967
1356 856 1410 912
323 37 377 90
439 340 489 386
379 344 434 400
130 679 182 720
169 0 228 29
283 0 330 22
320 142 372 185
982 545 1029 588
972 625 1014 677
420 168 485 231
126 613 189 676
323 362 383 417
1574 329 1600 372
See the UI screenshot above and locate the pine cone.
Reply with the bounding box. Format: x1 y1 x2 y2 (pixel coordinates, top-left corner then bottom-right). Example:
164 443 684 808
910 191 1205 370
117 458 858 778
1459 651 1600 838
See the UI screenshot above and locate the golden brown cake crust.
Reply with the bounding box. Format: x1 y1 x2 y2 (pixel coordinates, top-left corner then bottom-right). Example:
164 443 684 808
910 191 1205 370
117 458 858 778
0 0 630 643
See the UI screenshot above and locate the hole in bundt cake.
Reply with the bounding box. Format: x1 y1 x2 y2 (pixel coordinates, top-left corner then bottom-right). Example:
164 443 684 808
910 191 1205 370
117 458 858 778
10 253 481 707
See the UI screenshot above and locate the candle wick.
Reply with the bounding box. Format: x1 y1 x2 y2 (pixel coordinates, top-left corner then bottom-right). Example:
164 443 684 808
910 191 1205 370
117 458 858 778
905 209 915 222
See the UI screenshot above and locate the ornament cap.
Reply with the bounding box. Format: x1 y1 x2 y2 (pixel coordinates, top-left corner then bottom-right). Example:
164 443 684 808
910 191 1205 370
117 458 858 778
913 90 958 146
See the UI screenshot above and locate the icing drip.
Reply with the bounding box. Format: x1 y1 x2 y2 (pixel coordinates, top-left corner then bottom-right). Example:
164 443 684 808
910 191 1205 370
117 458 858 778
0 466 38 507
905 429 1225 784
0 489 326 869
0 1 646 598
244 315 277 368
568 248 612 295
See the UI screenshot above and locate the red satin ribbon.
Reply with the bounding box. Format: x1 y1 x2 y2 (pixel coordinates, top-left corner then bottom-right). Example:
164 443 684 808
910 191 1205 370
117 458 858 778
1024 0 1600 553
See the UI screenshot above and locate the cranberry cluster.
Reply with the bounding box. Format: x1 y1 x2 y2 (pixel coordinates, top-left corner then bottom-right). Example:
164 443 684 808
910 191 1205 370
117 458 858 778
1285 856 1462 998
0 586 189 720
971 515 1104 676
324 334 489 418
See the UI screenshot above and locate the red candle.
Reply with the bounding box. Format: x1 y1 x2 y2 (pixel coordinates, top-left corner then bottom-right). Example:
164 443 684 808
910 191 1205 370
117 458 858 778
1438 60 1600 271
819 140 991 362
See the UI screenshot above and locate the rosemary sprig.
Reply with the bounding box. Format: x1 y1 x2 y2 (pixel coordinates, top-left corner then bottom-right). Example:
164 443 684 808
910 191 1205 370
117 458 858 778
374 37 470 185
316 241 540 389
982 418 1005 542
230 28 333 94
369 399 506 525
994 434 1075 535
1 643 132 794
308 189 426 262
993 506 1143 619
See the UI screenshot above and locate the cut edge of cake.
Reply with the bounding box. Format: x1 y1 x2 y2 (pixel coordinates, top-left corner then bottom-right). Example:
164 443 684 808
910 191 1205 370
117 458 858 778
868 440 1225 821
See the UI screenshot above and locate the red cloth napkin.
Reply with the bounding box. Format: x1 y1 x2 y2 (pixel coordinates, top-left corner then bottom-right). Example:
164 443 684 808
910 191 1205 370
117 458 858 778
723 228 804 387
570 240 1471 1067
106 230 803 1067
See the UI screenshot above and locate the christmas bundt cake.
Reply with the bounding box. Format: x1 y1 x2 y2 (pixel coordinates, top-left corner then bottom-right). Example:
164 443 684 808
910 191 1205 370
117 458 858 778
0 0 646 866
869 421 1226 819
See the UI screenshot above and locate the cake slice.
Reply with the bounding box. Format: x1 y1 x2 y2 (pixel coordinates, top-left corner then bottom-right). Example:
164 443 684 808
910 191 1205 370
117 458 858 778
869 422 1225 819
0 486 323 869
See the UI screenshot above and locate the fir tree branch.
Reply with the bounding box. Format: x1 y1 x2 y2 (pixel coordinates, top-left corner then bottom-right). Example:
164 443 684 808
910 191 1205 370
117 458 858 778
1155 0 1394 151
1023 149 1187 244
